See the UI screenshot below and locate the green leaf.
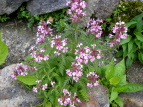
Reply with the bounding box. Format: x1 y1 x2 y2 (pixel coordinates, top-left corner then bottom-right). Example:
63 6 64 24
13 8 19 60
123 84 143 93
16 75 37 85
136 20 143 32
134 38 141 49
128 39 134 53
0 42 8 65
120 35 132 44
105 64 115 80
116 50 123 57
45 102 52 107
122 44 128 57
117 75 127 86
125 21 137 27
114 59 125 77
109 77 120 85
134 31 143 42
138 52 143 63
126 58 133 67
0 32 2 42
79 89 89 101
114 86 127 93
110 88 118 103
114 97 123 107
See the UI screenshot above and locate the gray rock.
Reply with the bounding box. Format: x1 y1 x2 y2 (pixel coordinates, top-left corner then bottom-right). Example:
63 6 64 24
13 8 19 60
0 64 43 107
94 0 120 19
0 20 36 67
119 91 143 107
81 0 120 26
124 0 143 1
26 0 70 16
78 85 109 107
127 61 143 84
0 0 29 15
119 61 143 107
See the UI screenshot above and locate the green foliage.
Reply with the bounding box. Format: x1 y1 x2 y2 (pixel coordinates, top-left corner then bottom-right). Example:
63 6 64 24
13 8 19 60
0 15 10 22
0 5 69 30
116 13 143 67
17 6 69 28
101 59 143 107
102 1 143 32
0 32 8 65
16 75 37 85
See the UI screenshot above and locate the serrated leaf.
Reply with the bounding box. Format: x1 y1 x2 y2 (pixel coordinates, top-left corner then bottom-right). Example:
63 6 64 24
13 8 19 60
16 75 37 85
126 58 133 67
114 97 123 107
122 44 128 57
138 52 143 63
128 39 134 53
120 35 132 45
79 89 89 101
110 88 118 102
109 77 120 85
123 84 143 93
114 59 125 77
136 20 143 31
134 38 141 49
114 86 127 93
134 31 143 42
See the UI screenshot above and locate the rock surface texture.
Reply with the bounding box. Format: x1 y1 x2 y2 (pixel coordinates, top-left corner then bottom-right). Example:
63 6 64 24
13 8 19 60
0 0 29 15
78 85 109 107
0 64 42 107
26 0 70 16
0 20 36 67
119 61 143 107
81 0 120 26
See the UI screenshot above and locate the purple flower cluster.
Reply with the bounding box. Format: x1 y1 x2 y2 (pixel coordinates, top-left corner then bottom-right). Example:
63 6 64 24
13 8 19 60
109 21 128 47
50 35 68 56
86 72 99 88
36 20 53 44
30 48 49 63
66 62 83 82
58 89 81 107
66 0 87 22
86 18 103 38
75 43 102 64
32 80 48 93
66 43 102 82
11 63 37 80
32 80 55 93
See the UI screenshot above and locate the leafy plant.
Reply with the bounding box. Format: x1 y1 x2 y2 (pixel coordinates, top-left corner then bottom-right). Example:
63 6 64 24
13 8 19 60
102 1 143 32
0 32 8 65
0 15 10 22
16 6 69 28
101 59 143 107
116 13 143 67
10 0 134 107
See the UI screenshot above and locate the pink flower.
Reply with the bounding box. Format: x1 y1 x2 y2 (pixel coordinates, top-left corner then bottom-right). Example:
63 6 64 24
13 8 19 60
42 84 48 90
87 18 103 38
86 72 100 88
32 87 38 93
58 89 81 107
109 21 128 47
36 80 42 83
67 0 87 22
